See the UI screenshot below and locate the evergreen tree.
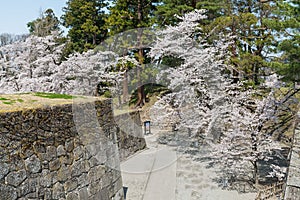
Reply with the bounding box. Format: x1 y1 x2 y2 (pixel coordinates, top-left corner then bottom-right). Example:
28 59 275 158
106 0 158 107
155 0 224 27
199 0 279 85
157 1 298 86
266 0 300 84
106 0 157 35
61 0 108 52
27 9 60 37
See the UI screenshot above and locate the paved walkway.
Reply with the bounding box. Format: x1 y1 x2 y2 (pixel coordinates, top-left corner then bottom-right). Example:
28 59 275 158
121 129 256 200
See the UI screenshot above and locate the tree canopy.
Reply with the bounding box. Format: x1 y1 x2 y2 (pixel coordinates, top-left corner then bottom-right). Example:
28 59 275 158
61 0 108 52
27 9 60 37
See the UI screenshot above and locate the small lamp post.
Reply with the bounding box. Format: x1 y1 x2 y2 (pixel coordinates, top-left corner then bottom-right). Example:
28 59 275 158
123 186 128 200
144 120 151 135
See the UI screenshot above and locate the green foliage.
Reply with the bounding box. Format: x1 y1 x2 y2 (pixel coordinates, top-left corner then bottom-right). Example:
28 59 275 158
199 0 284 85
155 0 225 27
61 0 108 52
155 0 195 27
268 0 300 83
33 92 75 99
27 9 60 37
2 101 15 105
0 97 17 105
160 56 184 68
105 0 158 107
103 91 112 98
106 0 157 35
96 81 115 96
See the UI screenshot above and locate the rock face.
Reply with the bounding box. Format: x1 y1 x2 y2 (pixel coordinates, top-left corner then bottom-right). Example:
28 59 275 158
0 98 146 200
284 111 300 200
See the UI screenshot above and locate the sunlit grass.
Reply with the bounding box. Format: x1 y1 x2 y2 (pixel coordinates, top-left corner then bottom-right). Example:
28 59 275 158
33 92 75 99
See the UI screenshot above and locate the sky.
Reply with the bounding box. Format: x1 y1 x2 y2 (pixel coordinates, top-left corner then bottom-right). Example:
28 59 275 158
0 0 67 35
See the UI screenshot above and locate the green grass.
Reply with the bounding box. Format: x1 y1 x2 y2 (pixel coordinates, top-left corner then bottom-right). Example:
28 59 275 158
2 100 16 105
0 97 10 101
33 92 75 99
0 97 23 105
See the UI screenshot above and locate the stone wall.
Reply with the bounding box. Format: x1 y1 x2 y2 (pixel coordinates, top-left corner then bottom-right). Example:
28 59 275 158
115 111 146 161
0 99 145 200
284 110 300 200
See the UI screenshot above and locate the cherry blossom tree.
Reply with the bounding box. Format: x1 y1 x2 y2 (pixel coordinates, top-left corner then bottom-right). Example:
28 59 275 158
149 9 288 189
53 50 121 95
0 33 64 93
0 33 120 95
149 9 231 135
208 81 285 187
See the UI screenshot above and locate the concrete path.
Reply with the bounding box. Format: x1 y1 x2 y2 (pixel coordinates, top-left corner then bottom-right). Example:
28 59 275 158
120 129 256 200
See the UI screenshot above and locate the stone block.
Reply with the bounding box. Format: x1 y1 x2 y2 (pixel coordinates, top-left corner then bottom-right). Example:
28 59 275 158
66 191 79 200
88 181 103 195
65 140 74 153
33 142 46 154
73 146 84 161
57 145 66 157
57 165 71 182
52 182 65 199
95 151 107 165
38 187 52 199
60 154 73 165
0 184 17 200
77 173 88 188
5 169 27 187
47 146 57 160
18 179 35 198
0 162 9 180
40 170 52 187
64 178 78 192
71 160 90 177
88 165 106 183
78 187 89 199
49 159 61 171
51 171 58 185
25 155 41 174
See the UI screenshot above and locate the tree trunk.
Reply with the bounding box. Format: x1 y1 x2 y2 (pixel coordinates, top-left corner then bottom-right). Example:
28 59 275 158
231 17 239 83
93 33 96 45
254 63 259 85
135 63 145 107
123 70 129 103
135 0 145 108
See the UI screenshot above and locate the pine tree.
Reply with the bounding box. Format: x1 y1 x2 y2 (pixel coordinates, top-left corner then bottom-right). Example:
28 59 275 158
155 0 225 27
61 0 108 52
27 9 60 37
265 0 300 84
198 0 280 85
106 0 158 107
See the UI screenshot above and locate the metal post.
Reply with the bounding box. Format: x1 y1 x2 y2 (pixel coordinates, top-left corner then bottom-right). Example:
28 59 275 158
123 186 128 200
